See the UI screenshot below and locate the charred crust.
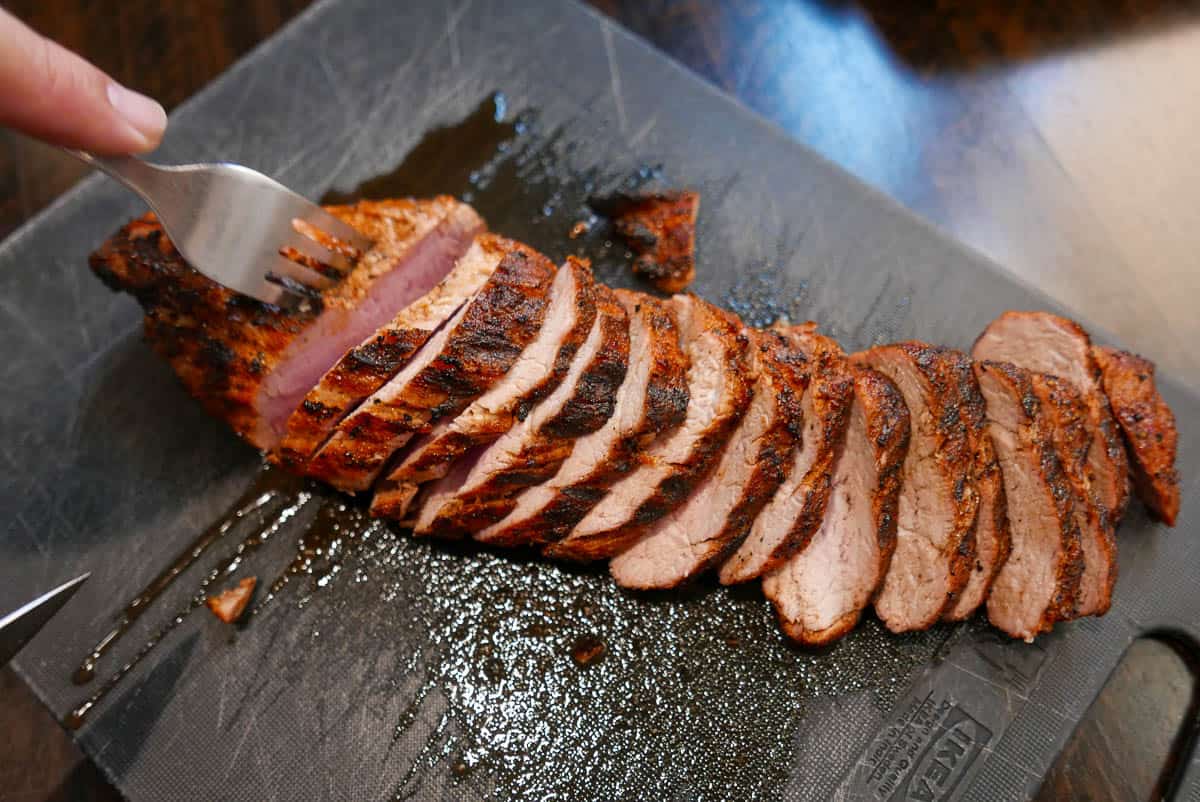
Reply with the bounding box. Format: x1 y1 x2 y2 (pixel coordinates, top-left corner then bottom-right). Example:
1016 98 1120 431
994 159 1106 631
378 260 600 513
301 399 338 420
1031 372 1119 616
854 366 911 587
548 297 753 561
444 290 633 542
305 238 557 489
858 344 983 622
633 294 691 434
978 361 1088 633
1094 345 1180 525
766 365 854 567
540 291 628 437
599 191 699 294
90 202 462 450
434 289 632 534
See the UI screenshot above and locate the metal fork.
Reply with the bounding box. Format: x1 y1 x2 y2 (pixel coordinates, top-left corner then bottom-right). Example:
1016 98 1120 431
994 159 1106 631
69 151 374 306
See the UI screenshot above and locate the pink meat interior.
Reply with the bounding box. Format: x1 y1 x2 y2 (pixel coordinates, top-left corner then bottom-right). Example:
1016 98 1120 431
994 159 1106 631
257 220 478 447
413 444 489 532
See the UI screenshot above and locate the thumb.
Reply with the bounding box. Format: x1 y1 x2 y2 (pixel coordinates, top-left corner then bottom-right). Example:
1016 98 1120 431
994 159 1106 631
0 9 166 154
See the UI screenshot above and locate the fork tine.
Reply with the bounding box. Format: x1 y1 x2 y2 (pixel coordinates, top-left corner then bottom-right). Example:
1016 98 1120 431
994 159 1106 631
262 253 336 292
233 275 291 307
293 206 375 253
279 231 353 273
73 155 373 302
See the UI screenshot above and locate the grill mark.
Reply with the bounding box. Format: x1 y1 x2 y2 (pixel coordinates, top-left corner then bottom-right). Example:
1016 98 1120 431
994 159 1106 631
1030 373 1116 618
767 363 854 567
375 260 600 523
620 330 813 587
546 299 752 562
421 284 631 538
978 361 1086 637
304 238 557 490
89 200 463 449
1094 345 1180 525
482 293 689 548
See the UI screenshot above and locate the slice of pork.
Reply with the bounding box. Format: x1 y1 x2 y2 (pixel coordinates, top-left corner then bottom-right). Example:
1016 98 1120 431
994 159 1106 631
1030 373 1116 617
943 365 1011 622
544 295 751 562
370 259 598 520
604 190 700 293
610 329 808 589
719 332 854 585
413 284 629 538
764 361 910 646
1093 346 1180 525
274 231 495 468
90 198 483 450
973 311 1130 523
974 361 1084 640
475 291 689 547
305 236 557 491
853 343 980 633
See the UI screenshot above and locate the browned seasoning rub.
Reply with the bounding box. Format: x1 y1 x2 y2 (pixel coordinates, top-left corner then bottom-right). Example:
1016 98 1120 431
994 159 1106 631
1093 346 1180 526
604 190 700 293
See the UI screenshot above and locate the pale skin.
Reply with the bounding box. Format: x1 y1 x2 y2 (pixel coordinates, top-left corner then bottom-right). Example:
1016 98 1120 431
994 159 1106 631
0 7 165 154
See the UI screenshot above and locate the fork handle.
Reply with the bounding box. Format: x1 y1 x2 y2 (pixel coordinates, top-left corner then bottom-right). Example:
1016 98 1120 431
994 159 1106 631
65 149 172 204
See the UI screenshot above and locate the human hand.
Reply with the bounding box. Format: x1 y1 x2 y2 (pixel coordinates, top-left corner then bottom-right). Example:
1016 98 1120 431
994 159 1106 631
0 8 166 154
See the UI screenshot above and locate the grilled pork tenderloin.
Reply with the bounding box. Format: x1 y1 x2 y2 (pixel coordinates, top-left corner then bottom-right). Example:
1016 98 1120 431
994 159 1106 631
275 230 497 468
974 311 1129 524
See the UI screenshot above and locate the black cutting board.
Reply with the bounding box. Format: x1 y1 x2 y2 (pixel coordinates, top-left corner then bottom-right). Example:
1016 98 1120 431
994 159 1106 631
1 1 1197 800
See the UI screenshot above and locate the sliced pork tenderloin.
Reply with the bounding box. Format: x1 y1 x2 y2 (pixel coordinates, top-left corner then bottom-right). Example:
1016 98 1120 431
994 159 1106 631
304 236 557 491
544 295 752 562
1093 346 1180 525
475 291 689 547
718 330 853 585
412 284 629 538
90 198 483 450
764 354 911 646
973 311 1129 523
610 329 808 589
370 258 598 520
274 232 496 468
853 344 980 632
943 364 1011 622
974 361 1084 640
1030 373 1116 617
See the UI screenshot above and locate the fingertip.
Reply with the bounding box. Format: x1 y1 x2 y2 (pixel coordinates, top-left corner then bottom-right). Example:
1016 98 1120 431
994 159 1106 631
106 82 166 152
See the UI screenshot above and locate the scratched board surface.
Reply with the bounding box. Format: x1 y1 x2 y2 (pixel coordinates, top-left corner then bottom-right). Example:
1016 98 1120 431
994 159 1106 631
1 1 1197 800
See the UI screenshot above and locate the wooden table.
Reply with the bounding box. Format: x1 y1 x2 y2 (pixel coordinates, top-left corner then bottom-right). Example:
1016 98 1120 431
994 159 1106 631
1 2 1196 800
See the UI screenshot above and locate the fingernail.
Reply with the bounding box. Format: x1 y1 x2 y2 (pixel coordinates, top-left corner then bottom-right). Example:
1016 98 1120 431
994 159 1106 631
107 82 167 146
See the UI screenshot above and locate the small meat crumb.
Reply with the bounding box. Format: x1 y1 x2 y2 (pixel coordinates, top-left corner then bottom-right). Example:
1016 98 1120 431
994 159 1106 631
569 219 590 239
570 634 606 666
595 190 700 293
206 576 257 623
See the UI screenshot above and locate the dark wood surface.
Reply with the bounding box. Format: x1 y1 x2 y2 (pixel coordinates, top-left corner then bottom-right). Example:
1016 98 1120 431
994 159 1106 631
1 2 1197 800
